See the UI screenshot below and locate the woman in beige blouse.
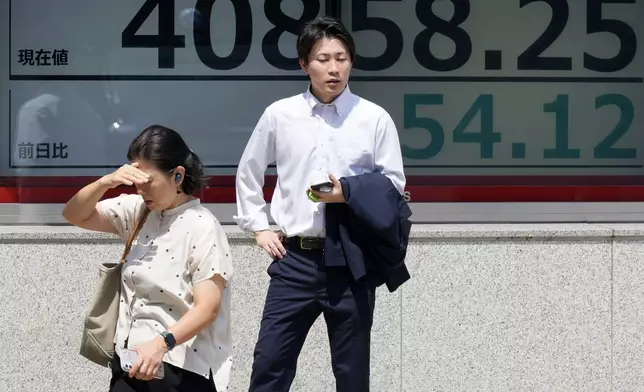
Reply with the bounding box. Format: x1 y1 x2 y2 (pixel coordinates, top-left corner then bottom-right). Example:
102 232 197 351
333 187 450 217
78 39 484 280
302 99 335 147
63 125 233 392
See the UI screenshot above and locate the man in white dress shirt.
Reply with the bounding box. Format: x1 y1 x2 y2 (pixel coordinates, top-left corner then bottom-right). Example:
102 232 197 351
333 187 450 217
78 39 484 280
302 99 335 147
234 16 405 392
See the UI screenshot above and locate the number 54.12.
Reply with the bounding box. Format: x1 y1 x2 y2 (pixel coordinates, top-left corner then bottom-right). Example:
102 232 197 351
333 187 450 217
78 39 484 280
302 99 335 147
402 93 635 160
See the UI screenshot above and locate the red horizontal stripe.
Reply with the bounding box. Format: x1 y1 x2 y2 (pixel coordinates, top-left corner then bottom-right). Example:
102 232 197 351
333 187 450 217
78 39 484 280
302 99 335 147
2 175 644 203
3 185 644 203
3 175 644 187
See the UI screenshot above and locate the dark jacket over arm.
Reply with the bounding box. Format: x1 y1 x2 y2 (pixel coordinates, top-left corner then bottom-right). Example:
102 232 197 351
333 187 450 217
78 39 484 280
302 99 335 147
324 172 412 292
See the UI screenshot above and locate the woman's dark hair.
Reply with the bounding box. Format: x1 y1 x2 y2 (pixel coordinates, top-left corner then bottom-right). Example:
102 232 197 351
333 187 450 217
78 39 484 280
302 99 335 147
119 124 203 262
297 16 355 64
126 124 204 195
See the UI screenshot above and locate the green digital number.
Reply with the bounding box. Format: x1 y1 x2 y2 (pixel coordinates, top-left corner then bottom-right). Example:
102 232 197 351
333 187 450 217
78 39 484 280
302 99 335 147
403 94 500 160
593 94 635 159
542 93 635 159
452 94 500 159
402 93 636 161
543 95 580 159
402 94 445 159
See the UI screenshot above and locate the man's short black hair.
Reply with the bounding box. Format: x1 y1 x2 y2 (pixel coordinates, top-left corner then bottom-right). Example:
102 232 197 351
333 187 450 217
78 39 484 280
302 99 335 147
297 16 356 64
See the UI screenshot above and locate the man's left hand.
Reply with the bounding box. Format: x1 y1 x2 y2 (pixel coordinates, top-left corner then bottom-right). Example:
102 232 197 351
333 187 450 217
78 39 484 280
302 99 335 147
310 174 345 203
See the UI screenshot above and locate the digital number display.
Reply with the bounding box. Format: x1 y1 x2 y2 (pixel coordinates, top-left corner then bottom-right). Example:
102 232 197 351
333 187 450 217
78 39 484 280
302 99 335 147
121 0 321 71
2 0 643 204
339 0 642 175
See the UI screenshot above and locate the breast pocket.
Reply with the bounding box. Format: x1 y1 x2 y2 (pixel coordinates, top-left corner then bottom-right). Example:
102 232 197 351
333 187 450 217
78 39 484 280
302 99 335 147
338 139 374 174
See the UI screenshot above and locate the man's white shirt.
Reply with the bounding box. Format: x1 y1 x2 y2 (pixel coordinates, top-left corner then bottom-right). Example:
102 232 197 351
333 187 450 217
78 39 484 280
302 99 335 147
234 85 406 238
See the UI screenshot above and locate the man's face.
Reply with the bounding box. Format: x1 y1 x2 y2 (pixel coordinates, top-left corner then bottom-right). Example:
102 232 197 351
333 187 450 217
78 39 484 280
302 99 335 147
300 37 352 103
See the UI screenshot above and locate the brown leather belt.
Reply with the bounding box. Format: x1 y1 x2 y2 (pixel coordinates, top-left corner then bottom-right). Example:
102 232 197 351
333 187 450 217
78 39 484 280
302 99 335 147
283 236 325 250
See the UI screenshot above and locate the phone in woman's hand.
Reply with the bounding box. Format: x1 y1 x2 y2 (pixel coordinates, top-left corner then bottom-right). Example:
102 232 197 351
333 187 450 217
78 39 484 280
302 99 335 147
120 348 165 379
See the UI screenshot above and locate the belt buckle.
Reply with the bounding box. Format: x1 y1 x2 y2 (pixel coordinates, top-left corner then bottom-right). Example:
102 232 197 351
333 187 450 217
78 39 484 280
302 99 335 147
300 237 312 250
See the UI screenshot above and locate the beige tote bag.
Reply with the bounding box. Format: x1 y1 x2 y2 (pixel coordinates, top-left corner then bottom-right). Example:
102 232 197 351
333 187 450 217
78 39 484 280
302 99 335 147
79 261 123 367
79 207 149 367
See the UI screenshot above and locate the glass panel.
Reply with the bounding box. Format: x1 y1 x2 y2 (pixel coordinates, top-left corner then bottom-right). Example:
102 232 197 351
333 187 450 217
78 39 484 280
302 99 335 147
340 0 644 202
1 0 643 223
0 0 326 207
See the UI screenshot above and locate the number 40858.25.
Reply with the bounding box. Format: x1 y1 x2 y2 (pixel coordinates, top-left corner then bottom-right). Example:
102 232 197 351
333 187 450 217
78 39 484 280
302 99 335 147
122 0 637 73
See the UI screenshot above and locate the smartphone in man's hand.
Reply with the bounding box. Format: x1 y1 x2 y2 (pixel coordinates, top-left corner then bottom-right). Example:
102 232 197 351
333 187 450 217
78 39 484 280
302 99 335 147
310 181 333 193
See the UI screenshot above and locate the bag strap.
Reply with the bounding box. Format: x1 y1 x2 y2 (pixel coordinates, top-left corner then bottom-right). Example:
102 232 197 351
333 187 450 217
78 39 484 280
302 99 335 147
120 207 150 263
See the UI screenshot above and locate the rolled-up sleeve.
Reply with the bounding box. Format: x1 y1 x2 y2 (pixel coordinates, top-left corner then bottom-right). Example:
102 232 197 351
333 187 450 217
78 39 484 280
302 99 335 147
96 193 144 241
188 220 234 285
375 112 406 194
233 108 276 232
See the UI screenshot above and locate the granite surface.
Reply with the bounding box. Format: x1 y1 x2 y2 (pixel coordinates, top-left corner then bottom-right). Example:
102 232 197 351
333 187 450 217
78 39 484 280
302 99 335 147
402 240 611 391
0 223 634 241
612 238 644 392
2 224 644 391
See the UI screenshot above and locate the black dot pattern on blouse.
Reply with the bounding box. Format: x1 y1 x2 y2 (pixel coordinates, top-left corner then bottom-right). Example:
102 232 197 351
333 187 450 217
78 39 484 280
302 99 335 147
111 200 234 380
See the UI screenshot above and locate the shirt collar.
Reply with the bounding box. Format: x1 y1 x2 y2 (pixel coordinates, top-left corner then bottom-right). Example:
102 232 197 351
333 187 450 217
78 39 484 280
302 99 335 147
303 84 353 117
158 198 200 217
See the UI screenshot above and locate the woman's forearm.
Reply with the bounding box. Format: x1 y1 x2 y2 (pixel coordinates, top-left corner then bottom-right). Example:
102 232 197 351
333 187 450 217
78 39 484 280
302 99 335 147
167 305 219 347
164 279 224 348
62 177 111 224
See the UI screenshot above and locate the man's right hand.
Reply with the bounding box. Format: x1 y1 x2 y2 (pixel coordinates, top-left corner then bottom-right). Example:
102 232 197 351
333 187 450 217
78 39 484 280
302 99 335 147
255 230 287 259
